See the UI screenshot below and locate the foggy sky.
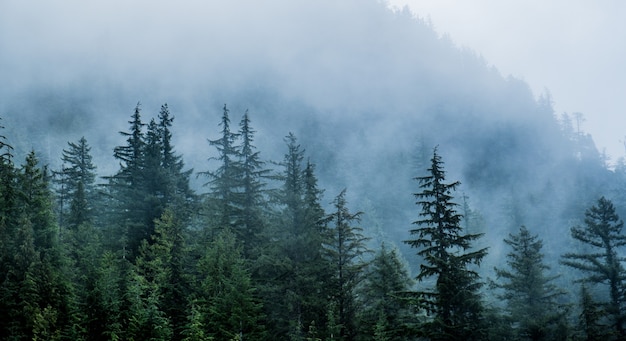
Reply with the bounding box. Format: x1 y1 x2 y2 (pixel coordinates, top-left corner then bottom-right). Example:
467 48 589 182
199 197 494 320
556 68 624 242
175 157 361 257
2 1 623 163
0 0 609 276
389 0 626 163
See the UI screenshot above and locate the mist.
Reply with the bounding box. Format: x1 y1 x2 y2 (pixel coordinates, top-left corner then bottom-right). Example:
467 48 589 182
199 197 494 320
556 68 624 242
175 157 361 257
1 0 622 315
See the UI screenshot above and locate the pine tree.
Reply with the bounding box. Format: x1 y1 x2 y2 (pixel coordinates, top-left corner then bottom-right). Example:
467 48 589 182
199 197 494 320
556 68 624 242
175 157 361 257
237 110 269 258
89 251 124 340
578 284 610 340
124 211 188 341
54 136 97 232
0 152 76 340
358 243 415 340
493 226 567 340
106 103 148 256
258 134 330 339
203 104 241 231
195 229 265 340
157 104 194 211
107 103 193 258
323 189 370 341
561 197 626 337
405 147 488 341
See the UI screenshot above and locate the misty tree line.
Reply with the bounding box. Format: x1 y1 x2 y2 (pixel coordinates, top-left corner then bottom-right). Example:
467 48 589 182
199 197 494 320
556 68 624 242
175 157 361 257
1 103 626 341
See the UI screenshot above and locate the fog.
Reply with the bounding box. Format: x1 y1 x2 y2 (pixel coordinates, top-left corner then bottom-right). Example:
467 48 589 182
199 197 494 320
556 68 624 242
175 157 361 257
390 0 626 162
0 0 620 278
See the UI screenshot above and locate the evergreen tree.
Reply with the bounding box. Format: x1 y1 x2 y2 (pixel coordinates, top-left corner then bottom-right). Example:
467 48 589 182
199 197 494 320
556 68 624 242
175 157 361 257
405 147 488 341
258 134 331 339
107 103 193 258
154 103 195 212
237 110 269 258
203 104 241 231
88 251 124 340
106 103 148 256
493 226 567 340
54 136 97 232
358 243 415 340
126 211 189 341
195 229 265 340
323 189 370 341
562 197 626 337
0 152 76 340
578 284 611 340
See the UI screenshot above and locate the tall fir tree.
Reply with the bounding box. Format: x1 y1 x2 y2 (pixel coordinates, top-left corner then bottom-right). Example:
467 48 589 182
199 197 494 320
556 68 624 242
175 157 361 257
237 110 269 258
0 152 77 340
493 226 568 340
561 197 626 337
405 147 488 341
54 136 97 232
195 229 265 340
358 243 415 341
323 189 371 341
107 103 193 258
156 103 195 212
578 284 611 340
203 104 241 232
258 133 330 339
106 103 148 256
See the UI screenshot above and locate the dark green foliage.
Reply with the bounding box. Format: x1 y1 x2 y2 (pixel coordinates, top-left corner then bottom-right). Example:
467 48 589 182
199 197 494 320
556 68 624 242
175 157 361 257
203 104 241 231
195 229 265 340
154 104 195 212
133 209 189 340
578 285 612 340
88 251 125 340
358 243 415 340
107 103 194 258
53 136 97 232
106 103 149 255
264 134 332 339
0 152 76 340
323 189 371 340
562 197 626 337
493 226 568 340
237 110 270 258
405 147 488 341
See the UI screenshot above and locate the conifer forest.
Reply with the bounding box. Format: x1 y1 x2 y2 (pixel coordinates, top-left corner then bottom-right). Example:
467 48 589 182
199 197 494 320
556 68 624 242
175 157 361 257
2 1 626 340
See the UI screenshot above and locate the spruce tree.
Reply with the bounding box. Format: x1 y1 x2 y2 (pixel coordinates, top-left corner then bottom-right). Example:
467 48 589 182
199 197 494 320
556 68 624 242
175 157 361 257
578 284 610 340
0 152 76 340
89 251 124 340
237 110 269 258
358 243 415 341
405 147 488 341
323 189 370 341
258 134 329 339
561 197 626 337
128 210 193 341
203 104 241 231
155 103 195 211
54 136 97 232
493 226 567 340
195 229 265 340
107 103 148 256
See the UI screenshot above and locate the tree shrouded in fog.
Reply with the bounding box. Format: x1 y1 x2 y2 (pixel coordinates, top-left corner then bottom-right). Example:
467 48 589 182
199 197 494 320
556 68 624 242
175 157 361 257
54 136 97 231
359 242 415 340
323 189 370 341
203 104 241 232
106 103 193 258
405 147 488 341
493 226 567 341
562 197 626 337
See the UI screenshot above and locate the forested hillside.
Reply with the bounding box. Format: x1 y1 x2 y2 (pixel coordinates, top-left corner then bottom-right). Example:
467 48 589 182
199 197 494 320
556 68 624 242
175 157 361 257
2 0 626 340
